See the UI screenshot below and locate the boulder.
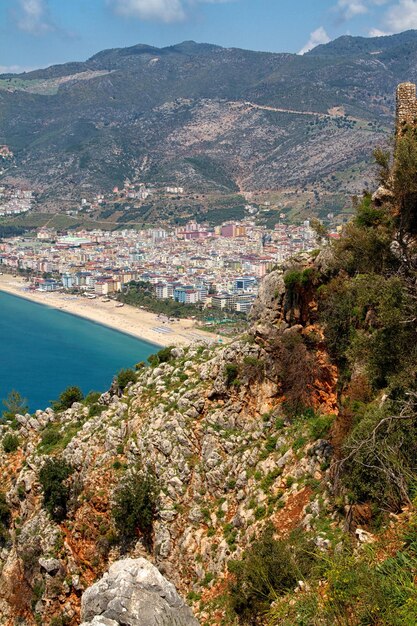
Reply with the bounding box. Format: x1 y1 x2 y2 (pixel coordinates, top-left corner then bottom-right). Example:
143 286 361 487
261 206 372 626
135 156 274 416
372 185 394 206
80 558 199 626
81 616 119 626
249 269 285 325
39 558 61 576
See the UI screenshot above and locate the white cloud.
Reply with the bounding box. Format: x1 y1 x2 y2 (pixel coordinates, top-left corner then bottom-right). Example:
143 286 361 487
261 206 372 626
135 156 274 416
385 0 417 31
15 0 53 34
334 0 390 22
368 26 391 36
337 0 368 20
110 0 234 23
299 26 331 55
0 64 33 74
111 0 186 22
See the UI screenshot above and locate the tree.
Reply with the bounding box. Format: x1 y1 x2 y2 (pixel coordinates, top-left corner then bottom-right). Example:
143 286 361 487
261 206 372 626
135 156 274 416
373 146 392 186
393 126 417 235
0 491 11 547
53 386 83 411
2 390 28 420
39 458 73 522
112 465 158 549
310 218 328 244
116 368 136 391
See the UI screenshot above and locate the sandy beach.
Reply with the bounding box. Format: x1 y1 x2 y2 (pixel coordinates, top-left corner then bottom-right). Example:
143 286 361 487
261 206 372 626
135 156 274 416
0 274 220 348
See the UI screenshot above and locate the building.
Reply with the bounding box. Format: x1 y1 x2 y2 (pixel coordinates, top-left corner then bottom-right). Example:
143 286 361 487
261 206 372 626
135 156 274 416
234 276 257 292
62 273 75 289
155 283 174 299
211 293 231 309
37 279 60 292
396 82 417 135
221 223 247 238
234 294 256 313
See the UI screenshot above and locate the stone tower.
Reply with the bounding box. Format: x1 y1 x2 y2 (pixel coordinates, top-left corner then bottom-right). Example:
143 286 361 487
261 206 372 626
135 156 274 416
396 82 417 135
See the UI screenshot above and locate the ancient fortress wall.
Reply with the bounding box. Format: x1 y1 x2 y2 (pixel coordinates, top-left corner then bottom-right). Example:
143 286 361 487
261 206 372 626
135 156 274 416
396 82 417 134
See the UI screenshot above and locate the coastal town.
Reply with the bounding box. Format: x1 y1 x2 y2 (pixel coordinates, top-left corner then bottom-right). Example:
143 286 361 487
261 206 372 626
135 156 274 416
0 216 321 316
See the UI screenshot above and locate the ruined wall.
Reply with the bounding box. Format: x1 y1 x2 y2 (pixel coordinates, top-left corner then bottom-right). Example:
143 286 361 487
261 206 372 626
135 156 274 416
396 82 417 135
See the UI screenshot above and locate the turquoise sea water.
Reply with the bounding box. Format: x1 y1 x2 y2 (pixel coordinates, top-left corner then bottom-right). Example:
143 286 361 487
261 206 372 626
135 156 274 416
0 291 158 412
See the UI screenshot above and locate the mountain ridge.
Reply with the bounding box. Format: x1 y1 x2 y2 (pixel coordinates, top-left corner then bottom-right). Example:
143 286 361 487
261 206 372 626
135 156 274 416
1 32 416 217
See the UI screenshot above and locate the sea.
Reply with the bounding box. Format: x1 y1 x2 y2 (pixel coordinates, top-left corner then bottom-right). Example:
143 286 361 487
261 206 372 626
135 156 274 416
0 291 158 412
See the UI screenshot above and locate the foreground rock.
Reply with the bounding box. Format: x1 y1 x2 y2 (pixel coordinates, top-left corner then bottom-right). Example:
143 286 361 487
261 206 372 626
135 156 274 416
80 558 199 626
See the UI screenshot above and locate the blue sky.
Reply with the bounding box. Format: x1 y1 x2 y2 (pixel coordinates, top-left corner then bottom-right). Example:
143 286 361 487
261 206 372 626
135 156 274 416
1 0 417 73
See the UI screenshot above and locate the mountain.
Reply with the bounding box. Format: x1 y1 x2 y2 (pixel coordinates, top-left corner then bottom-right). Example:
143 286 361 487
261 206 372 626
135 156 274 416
1 32 417 218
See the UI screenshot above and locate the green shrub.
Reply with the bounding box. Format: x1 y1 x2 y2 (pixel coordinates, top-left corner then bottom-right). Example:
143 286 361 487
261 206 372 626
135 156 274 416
341 399 417 511
116 368 136 391
254 506 266 520
2 433 19 453
261 468 282 492
147 346 174 367
38 422 82 455
155 346 174 363
228 526 318 622
284 268 315 290
332 193 396 276
88 403 104 418
323 544 417 626
264 436 277 453
39 426 61 452
84 391 101 405
267 332 317 416
39 458 74 522
202 572 214 586
112 465 157 549
242 356 265 383
319 270 416 392
147 354 159 367
53 386 84 411
0 491 11 547
225 363 239 386
269 514 417 625
308 412 334 440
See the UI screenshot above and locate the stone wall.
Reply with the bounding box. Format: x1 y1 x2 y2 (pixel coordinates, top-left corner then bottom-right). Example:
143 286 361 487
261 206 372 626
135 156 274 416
396 82 417 135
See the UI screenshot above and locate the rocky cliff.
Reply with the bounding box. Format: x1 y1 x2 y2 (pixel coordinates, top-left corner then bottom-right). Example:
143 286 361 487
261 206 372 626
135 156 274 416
0 246 343 625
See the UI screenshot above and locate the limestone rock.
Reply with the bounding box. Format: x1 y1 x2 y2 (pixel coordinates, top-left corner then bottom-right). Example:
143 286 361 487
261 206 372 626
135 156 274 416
80 558 199 626
80 618 119 626
39 557 61 576
249 269 285 325
372 185 394 206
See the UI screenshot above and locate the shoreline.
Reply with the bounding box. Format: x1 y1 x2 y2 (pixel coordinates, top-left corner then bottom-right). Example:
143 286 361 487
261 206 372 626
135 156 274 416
0 275 220 348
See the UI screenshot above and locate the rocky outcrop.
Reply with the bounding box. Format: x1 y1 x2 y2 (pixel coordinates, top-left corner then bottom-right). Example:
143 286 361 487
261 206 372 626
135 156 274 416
249 269 285 326
0 255 339 626
80 558 199 626
372 185 395 207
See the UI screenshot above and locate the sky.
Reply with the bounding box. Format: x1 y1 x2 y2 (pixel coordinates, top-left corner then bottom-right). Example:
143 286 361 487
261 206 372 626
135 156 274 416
1 0 417 73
